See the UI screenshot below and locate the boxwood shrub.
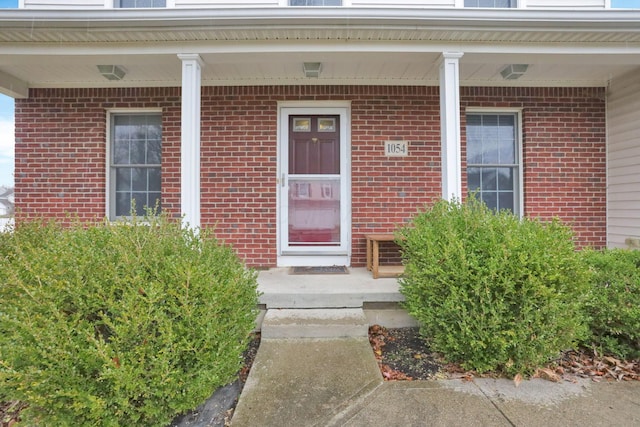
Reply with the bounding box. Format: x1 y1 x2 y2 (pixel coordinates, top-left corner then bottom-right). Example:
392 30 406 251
0 214 259 426
581 248 640 360
398 198 590 376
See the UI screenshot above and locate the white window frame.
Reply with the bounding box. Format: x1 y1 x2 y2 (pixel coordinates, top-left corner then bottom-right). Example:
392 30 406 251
465 108 524 217
106 109 163 221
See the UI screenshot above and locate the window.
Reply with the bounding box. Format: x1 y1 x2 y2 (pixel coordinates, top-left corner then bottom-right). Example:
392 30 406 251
464 0 515 7
289 0 342 5
117 0 166 7
466 113 520 214
110 113 162 219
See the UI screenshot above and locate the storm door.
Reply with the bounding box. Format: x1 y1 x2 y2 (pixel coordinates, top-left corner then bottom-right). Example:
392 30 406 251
278 107 351 266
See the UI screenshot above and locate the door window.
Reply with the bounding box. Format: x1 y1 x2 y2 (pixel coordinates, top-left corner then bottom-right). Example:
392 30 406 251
288 115 341 245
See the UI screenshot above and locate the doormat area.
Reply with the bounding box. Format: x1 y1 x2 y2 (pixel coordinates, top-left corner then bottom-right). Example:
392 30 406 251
290 266 349 275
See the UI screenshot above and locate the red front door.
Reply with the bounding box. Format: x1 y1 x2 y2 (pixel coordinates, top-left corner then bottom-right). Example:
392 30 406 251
287 115 341 246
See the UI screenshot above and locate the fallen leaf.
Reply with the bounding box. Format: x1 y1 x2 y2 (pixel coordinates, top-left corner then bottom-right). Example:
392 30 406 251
603 356 620 366
514 373 523 387
461 373 475 382
380 364 413 381
536 368 561 382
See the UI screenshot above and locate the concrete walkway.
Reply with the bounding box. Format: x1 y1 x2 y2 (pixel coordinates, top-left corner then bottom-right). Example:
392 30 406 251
235 269 640 426
231 338 640 427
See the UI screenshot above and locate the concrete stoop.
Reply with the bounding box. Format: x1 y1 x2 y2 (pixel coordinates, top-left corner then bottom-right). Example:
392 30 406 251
256 268 419 331
260 308 369 339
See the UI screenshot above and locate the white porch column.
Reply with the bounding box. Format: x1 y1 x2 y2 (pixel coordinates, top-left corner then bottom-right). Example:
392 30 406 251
439 52 464 201
178 54 203 229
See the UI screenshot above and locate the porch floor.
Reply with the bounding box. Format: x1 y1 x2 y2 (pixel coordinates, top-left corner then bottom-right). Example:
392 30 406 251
255 267 417 329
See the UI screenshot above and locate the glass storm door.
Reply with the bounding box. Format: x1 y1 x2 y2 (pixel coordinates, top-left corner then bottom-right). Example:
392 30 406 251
280 113 349 258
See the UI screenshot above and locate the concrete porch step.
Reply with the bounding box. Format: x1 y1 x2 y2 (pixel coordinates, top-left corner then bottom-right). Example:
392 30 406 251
255 268 419 331
257 267 404 309
261 308 369 339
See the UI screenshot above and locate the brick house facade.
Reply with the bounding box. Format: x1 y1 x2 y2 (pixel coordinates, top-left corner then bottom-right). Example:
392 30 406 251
15 85 606 267
3 4 639 268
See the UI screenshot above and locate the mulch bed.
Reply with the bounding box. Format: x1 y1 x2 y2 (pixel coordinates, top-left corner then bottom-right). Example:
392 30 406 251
1 401 27 427
221 332 261 426
368 324 640 383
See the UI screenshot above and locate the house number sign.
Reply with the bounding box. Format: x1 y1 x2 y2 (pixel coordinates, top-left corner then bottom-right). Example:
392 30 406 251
384 140 409 157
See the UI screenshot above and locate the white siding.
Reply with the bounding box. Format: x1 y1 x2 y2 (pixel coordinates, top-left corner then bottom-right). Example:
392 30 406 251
175 0 279 7
23 0 106 8
23 0 609 8
350 0 455 7
526 0 606 9
607 69 640 249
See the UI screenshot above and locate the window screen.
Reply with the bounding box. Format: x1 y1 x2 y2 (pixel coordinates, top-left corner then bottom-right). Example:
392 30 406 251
464 0 515 7
466 113 519 214
289 0 342 5
117 0 166 8
111 114 162 218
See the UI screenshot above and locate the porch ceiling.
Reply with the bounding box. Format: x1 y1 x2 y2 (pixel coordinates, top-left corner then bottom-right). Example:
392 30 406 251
1 51 638 91
1 8 640 97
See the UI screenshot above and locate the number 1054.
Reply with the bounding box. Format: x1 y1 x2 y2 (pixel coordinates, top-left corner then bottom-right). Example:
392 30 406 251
385 141 408 157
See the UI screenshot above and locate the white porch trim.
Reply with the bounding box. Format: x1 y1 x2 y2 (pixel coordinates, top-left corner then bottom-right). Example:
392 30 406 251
439 52 464 201
0 69 28 99
178 53 203 229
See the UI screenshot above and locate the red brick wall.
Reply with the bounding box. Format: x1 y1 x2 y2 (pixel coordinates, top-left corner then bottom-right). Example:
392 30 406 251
461 87 607 249
197 86 442 266
14 88 182 223
199 87 278 267
15 86 605 267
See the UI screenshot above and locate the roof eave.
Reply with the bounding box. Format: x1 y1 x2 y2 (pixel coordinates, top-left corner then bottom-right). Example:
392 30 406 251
1 7 640 33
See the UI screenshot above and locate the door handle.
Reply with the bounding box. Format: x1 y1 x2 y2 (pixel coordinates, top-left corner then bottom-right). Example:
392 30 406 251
281 173 285 188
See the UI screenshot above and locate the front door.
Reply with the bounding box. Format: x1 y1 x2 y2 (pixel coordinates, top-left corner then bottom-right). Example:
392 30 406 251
278 105 350 266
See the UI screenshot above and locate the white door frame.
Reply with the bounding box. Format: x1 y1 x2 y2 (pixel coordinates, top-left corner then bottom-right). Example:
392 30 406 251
276 101 352 267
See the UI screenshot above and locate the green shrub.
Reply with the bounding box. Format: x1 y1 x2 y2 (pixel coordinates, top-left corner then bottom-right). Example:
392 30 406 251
581 248 640 360
0 214 259 426
398 198 590 376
